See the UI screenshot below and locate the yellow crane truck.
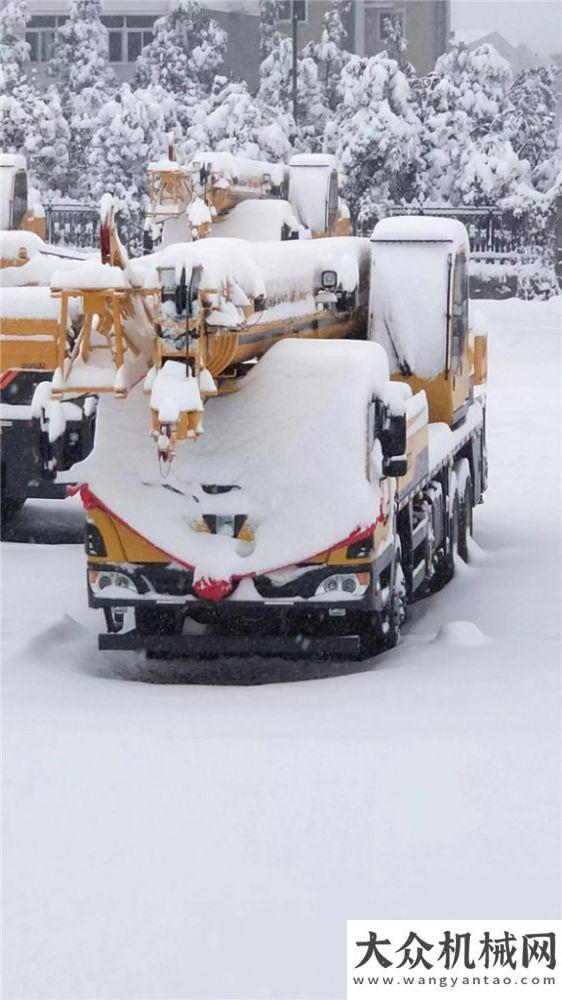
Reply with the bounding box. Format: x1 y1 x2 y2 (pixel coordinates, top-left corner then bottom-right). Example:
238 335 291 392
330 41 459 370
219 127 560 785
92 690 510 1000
0 158 95 523
37 211 487 661
146 146 350 246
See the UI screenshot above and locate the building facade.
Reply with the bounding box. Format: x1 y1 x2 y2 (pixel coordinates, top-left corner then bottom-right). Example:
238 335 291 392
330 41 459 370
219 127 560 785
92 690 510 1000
20 1 451 91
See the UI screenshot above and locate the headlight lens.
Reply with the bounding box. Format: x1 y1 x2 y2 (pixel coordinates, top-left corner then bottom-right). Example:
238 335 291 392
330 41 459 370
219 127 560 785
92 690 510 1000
89 570 138 594
314 573 370 599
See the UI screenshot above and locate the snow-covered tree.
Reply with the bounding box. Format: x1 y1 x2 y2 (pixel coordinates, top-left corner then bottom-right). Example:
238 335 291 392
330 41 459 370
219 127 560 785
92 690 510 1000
303 1 350 113
0 0 69 193
257 32 324 150
1 82 70 192
48 1 115 198
89 84 179 250
259 0 281 61
434 42 513 139
0 0 30 93
181 76 294 162
506 65 560 189
49 1 114 104
325 52 422 228
380 12 416 80
418 72 475 202
134 0 226 130
419 43 527 207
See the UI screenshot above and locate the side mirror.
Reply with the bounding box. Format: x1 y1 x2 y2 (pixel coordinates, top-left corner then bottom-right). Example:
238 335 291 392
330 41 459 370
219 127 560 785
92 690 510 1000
383 457 408 478
175 266 188 315
381 413 406 460
322 269 338 290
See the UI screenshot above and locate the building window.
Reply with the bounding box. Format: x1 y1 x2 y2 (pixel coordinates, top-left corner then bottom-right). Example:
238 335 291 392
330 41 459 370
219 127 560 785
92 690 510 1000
127 30 153 62
279 2 307 23
26 15 66 63
108 31 123 63
102 15 155 63
378 10 406 42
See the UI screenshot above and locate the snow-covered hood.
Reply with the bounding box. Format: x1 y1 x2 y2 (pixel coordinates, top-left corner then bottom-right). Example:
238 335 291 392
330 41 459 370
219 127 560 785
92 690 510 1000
67 339 394 589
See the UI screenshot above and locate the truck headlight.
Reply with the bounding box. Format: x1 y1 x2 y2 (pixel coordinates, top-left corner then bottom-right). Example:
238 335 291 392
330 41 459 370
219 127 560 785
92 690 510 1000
89 570 138 594
314 573 370 598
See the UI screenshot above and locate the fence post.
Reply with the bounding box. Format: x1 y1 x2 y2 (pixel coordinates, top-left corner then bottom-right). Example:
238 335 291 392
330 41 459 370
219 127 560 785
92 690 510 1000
44 200 52 244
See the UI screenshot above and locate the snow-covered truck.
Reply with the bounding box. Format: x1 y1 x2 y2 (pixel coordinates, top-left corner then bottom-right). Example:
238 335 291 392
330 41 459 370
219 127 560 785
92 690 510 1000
0 153 45 242
48 215 487 660
146 147 350 246
0 228 96 522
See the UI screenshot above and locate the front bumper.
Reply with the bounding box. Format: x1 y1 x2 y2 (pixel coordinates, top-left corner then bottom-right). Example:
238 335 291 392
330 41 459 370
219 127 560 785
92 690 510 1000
0 408 95 500
89 562 382 660
99 627 363 660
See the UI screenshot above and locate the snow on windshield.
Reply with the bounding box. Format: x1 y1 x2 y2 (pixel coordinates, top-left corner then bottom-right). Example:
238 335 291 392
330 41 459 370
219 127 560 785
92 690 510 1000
369 242 449 380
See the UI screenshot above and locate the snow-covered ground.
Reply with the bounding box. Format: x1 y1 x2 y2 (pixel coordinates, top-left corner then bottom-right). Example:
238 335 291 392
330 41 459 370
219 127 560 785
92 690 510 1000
1 297 560 1000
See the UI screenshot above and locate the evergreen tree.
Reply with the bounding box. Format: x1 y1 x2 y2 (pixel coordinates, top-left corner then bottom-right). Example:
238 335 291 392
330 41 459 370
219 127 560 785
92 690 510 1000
49 0 114 105
181 76 294 162
257 30 323 150
48 1 115 198
0 0 30 92
303 1 350 113
434 42 513 139
88 83 179 250
134 0 226 130
325 52 422 229
506 64 560 189
418 72 475 202
0 0 69 193
259 0 282 61
380 13 416 79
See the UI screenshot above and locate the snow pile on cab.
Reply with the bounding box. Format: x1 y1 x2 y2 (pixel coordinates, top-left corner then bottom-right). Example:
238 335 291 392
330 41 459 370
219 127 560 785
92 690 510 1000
0 230 86 286
209 200 299 242
138 235 369 310
69 339 393 582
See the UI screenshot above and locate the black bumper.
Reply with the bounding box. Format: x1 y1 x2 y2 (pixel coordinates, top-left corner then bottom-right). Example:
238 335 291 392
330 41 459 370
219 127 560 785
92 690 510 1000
99 628 363 660
0 410 94 500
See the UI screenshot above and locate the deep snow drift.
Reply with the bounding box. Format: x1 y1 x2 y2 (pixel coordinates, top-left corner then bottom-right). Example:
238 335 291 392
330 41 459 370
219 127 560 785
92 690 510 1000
1 297 560 1000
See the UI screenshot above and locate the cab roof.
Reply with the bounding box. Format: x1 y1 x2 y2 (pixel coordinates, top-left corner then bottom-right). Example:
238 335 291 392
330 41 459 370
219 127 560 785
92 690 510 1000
371 215 470 255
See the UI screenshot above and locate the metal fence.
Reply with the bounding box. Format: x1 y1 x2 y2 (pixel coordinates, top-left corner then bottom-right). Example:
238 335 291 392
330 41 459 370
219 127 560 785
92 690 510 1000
375 205 526 259
44 203 100 250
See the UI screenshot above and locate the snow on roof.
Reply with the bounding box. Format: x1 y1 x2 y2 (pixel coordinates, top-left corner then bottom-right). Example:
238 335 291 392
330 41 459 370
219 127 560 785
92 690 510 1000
68 338 392 582
148 159 187 173
372 216 470 255
190 151 285 186
137 235 369 304
0 286 61 321
51 259 132 291
0 230 45 259
0 154 27 170
0 252 86 289
289 154 337 169
209 200 298 242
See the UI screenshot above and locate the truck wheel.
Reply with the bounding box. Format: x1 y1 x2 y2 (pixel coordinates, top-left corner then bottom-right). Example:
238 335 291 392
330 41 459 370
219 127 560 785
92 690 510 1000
1 496 25 527
455 460 473 564
383 545 407 650
431 488 458 590
135 607 178 636
359 544 406 658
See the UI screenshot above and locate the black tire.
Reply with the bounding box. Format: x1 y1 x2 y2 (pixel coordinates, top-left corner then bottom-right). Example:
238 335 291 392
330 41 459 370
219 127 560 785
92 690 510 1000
431 490 458 590
135 606 178 636
1 496 25 529
458 478 473 564
382 545 407 650
359 544 406 657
